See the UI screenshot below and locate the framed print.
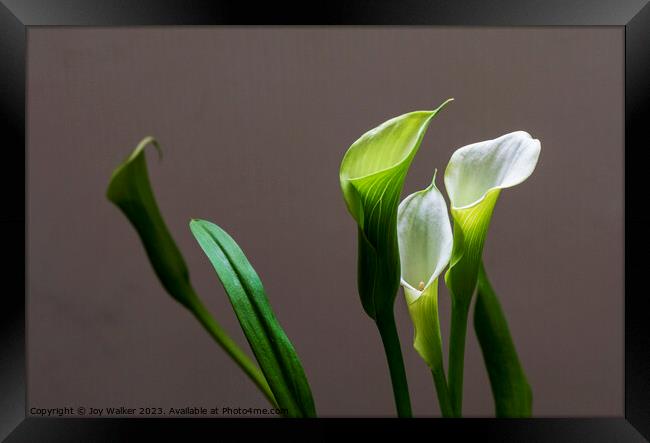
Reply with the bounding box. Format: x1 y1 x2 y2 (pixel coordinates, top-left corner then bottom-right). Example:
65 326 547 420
1 0 649 440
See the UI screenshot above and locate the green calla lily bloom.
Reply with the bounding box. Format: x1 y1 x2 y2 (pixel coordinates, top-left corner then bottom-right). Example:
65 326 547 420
339 99 452 417
340 101 452 319
397 171 453 416
443 130 541 416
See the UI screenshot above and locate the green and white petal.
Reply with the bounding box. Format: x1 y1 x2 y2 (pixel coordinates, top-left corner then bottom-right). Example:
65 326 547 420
338 99 453 319
339 99 453 418
397 173 453 300
397 174 452 372
442 130 540 417
444 131 541 210
443 131 541 303
406 284 444 371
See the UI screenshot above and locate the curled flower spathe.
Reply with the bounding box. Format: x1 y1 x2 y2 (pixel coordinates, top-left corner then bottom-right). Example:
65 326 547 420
339 99 453 319
397 172 452 373
398 171 453 302
338 99 453 418
443 130 540 416
444 131 541 211
443 131 541 302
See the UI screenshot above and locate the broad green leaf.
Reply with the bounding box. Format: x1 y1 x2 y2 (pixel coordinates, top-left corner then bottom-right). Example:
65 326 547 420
106 137 276 408
190 219 316 418
443 130 540 416
475 261 532 417
339 99 453 319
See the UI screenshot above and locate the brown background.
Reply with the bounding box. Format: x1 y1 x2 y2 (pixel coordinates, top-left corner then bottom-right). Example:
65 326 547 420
27 28 623 416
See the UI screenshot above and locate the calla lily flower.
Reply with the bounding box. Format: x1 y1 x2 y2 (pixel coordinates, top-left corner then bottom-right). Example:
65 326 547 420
443 130 541 416
398 172 453 299
339 100 453 320
398 172 452 361
339 99 453 417
444 130 541 300
397 172 454 417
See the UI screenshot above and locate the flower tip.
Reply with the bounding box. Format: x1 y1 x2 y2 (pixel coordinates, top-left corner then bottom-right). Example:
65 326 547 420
434 98 454 113
424 169 439 192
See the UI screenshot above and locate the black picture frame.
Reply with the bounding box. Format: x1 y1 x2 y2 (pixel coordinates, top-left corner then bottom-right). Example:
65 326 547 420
1 1 648 440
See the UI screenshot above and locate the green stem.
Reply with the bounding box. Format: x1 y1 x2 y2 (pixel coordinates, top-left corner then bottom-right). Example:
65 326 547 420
448 299 470 417
376 312 412 417
187 295 278 408
431 369 454 417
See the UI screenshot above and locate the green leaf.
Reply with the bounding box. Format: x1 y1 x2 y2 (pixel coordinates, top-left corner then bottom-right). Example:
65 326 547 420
107 136 195 309
190 219 316 418
475 261 532 417
339 99 453 319
106 137 277 408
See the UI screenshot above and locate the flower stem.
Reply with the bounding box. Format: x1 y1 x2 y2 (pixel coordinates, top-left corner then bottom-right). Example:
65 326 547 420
376 311 412 417
187 295 278 408
448 299 470 417
431 368 454 417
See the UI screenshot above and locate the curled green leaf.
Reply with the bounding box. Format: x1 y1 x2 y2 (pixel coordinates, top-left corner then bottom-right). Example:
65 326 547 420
106 136 195 309
190 219 316 418
107 137 276 408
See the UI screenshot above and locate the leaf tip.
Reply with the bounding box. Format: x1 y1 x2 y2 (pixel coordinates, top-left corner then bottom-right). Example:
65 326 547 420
135 136 162 161
106 136 163 202
189 218 205 230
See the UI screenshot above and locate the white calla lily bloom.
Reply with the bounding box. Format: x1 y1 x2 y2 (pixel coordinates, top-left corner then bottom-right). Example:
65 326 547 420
444 131 541 211
398 173 453 302
397 173 452 381
445 131 541 307
442 130 541 416
443 130 541 303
